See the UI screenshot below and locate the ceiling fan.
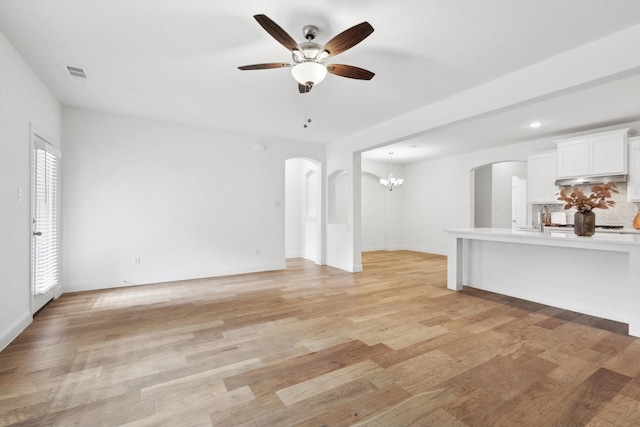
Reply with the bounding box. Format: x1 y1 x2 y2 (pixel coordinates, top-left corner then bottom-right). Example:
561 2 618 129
238 14 375 93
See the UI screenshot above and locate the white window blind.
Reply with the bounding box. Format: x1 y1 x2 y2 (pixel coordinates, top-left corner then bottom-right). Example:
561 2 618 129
32 136 61 295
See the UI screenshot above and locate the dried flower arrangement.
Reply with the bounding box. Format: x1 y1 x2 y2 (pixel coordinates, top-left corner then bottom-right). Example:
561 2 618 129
557 182 618 212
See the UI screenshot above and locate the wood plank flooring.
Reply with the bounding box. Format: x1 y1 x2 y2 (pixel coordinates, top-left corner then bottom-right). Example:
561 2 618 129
1 250 640 426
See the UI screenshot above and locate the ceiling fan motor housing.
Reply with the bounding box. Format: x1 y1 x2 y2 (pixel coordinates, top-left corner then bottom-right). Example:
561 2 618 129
302 25 318 40
293 41 325 63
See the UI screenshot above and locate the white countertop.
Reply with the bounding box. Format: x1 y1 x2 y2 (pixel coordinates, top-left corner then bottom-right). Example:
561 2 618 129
518 226 640 235
446 227 640 247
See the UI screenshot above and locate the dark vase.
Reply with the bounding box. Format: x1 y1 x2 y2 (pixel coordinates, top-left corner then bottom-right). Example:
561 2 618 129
574 211 595 236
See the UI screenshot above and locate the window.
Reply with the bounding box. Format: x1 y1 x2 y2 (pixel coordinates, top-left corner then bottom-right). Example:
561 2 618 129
32 136 61 295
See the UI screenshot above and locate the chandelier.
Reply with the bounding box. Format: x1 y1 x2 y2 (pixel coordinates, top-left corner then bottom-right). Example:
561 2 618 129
379 152 403 191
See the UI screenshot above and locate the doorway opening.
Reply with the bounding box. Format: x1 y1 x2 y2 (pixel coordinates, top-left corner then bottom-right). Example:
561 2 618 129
31 129 62 314
472 161 527 229
285 158 322 264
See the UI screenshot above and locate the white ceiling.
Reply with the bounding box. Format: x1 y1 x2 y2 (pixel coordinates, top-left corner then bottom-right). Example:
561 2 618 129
1 0 639 162
364 73 640 164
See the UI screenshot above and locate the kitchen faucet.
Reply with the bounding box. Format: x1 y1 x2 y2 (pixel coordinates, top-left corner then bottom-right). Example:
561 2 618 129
539 205 549 232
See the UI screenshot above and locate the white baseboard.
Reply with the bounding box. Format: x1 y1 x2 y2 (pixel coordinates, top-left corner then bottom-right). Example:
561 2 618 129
362 245 409 253
0 310 32 352
64 262 287 293
401 245 447 256
361 245 386 252
326 258 355 272
362 245 447 256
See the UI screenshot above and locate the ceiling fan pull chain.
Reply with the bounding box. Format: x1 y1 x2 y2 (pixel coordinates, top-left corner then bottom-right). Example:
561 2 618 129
303 99 312 128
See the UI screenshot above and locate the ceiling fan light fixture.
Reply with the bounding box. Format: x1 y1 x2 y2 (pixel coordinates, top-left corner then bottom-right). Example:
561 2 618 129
291 62 327 86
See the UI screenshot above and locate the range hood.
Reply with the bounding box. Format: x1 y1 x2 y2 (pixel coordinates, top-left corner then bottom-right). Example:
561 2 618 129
555 174 627 187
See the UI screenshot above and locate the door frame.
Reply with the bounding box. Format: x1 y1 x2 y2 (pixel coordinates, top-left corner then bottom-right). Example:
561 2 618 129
30 124 62 314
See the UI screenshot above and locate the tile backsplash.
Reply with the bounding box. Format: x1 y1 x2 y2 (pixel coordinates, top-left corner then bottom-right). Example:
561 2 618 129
532 183 640 228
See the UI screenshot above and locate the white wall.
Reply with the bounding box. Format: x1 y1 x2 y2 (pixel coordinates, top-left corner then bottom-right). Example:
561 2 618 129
361 159 404 251
285 159 302 258
61 107 323 291
403 139 556 255
361 172 387 251
491 162 526 228
0 31 61 350
473 165 492 227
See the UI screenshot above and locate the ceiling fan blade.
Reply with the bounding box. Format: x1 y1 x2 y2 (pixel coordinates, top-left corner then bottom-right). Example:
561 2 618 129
326 64 375 80
238 63 291 70
254 14 299 52
322 22 374 57
298 83 312 94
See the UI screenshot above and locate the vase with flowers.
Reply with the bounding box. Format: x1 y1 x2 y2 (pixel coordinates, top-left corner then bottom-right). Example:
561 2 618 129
556 182 618 236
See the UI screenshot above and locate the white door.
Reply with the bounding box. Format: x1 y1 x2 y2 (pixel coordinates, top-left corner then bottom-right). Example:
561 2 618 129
31 133 61 313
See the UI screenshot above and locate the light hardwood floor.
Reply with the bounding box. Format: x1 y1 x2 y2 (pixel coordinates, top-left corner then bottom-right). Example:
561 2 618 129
1 251 640 426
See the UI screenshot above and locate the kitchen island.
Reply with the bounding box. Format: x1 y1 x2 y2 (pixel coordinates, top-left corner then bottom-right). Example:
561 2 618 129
446 228 640 337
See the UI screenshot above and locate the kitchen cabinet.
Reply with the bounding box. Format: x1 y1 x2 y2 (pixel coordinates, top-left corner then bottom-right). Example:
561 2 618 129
628 137 640 202
527 151 560 203
557 138 589 177
556 128 632 179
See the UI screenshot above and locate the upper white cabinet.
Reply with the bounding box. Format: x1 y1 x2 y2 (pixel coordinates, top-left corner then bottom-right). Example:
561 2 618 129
557 138 589 177
527 151 560 203
556 128 633 179
628 137 640 202
589 132 627 175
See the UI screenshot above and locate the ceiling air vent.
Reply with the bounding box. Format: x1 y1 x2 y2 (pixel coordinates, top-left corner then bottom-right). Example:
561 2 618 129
65 65 89 83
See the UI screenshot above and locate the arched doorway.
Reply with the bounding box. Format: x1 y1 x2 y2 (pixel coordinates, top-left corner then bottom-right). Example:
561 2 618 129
472 161 527 229
285 158 322 263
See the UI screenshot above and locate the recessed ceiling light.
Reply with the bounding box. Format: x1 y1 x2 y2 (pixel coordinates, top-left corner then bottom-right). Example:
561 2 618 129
529 121 543 129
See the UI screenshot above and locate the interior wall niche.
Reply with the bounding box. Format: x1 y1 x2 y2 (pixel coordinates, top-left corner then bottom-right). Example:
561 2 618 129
328 170 348 224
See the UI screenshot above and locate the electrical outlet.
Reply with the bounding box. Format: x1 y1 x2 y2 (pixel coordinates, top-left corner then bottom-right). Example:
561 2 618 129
134 256 140 265
255 249 261 256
